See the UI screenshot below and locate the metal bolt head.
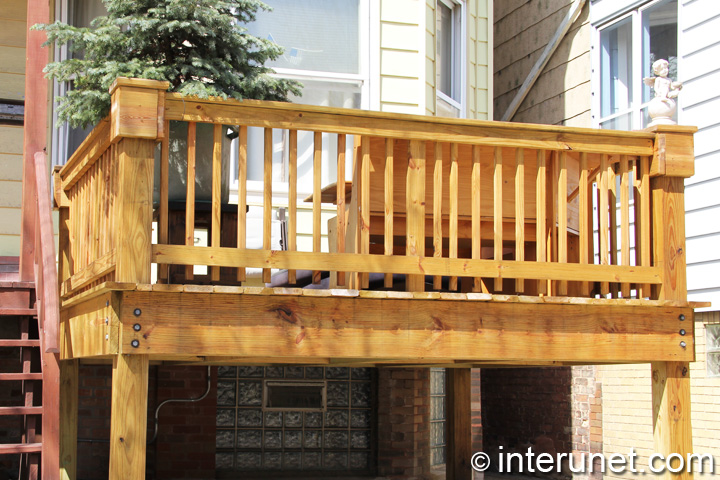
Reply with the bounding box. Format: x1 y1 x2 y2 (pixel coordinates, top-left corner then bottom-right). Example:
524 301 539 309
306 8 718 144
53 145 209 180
105 334 109 340
131 339 140 348
133 308 142 317
679 314 686 321
680 341 687 348
105 317 109 325
679 329 686 336
133 323 141 332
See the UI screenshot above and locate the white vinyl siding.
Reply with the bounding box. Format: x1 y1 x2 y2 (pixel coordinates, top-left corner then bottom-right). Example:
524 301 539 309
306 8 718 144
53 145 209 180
679 0 720 311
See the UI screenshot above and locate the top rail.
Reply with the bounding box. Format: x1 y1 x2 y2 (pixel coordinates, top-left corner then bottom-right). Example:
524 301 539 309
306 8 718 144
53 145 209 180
33 152 60 353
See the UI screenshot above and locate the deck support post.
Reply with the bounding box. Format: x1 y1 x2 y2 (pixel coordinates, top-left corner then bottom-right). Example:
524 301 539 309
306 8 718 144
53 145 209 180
648 126 695 480
109 354 149 480
447 368 472 480
59 360 78 480
651 361 693 480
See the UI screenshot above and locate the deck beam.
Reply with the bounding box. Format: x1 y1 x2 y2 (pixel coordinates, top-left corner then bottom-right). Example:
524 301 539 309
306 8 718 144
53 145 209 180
62 288 693 364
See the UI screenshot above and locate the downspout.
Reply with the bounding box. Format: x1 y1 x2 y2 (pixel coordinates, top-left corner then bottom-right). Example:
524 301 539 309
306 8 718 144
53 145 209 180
500 0 587 122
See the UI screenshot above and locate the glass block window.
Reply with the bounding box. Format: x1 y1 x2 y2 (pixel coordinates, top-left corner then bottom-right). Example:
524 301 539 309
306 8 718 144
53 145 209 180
430 368 447 466
707 325 720 378
216 366 375 474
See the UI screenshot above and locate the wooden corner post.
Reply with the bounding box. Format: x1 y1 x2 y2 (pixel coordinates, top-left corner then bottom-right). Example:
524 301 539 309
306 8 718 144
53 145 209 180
647 125 696 480
109 77 169 284
107 78 167 479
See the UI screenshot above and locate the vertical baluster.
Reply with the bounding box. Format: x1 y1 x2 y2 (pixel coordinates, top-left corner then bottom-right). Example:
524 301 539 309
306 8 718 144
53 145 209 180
620 155 631 297
494 147 503 292
579 153 590 296
210 124 222 282
433 142 443 290
384 138 394 288
598 154 609 296
90 162 98 265
472 145 485 292
312 131 322 284
449 144 459 291
98 153 105 260
546 151 557 295
70 184 76 275
608 160 618 297
159 120 170 283
638 156 652 298
515 148 525 293
81 172 87 269
263 127 272 283
111 143 118 254
237 125 248 282
557 151 568 296
336 133 346 287
359 136 371 288
185 122 196 281
406 140 426 292
536 150 547 295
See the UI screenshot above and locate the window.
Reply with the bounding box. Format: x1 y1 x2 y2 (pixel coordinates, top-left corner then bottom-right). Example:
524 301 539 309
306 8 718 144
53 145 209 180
50 0 107 166
235 0 368 200
707 325 720 378
436 0 464 117
593 0 678 130
216 366 375 473
429 368 447 467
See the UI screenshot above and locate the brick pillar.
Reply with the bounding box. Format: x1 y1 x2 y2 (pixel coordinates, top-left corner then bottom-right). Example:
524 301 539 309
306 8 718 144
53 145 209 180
570 365 601 480
155 366 217 479
471 368 483 457
377 368 431 479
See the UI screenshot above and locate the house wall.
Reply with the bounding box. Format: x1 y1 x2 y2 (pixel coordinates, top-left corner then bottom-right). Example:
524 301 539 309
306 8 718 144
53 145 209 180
679 0 720 312
493 0 591 126
380 0 492 118
597 312 720 480
0 0 26 256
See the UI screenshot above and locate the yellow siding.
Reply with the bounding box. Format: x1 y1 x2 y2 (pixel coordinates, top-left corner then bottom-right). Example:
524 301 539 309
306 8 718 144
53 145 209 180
419 0 492 119
0 124 24 256
0 0 26 257
380 0 423 114
598 312 720 480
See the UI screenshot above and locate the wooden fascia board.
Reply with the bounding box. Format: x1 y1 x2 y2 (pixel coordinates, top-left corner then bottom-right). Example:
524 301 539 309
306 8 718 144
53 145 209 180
83 290 698 364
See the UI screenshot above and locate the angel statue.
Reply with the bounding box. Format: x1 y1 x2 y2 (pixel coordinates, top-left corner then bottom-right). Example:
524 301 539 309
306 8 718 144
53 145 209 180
644 59 683 127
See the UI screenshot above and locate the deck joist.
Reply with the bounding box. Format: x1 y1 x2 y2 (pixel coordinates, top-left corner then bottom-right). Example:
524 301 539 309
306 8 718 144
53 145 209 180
59 283 694 366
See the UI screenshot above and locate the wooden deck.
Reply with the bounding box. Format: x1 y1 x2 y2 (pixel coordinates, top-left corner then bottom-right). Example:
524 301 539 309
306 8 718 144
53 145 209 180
48 77 700 479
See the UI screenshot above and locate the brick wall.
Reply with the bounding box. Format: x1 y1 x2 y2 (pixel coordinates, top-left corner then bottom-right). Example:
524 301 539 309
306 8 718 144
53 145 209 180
155 365 216 480
481 367 573 473
377 367 431 479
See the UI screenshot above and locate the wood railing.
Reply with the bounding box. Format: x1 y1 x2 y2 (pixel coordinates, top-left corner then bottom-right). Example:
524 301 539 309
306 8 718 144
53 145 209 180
32 152 59 353
56 78 697 302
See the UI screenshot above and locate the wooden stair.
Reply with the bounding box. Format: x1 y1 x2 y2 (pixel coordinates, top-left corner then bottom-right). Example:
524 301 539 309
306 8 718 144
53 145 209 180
0 275 44 479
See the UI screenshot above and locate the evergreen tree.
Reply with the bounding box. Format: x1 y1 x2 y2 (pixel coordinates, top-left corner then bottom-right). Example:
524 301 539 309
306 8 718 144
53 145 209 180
36 0 301 128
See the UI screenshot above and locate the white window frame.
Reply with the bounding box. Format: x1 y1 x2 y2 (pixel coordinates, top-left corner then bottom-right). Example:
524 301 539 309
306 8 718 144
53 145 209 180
232 0 371 204
707 324 720 378
591 0 678 130
436 0 466 117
